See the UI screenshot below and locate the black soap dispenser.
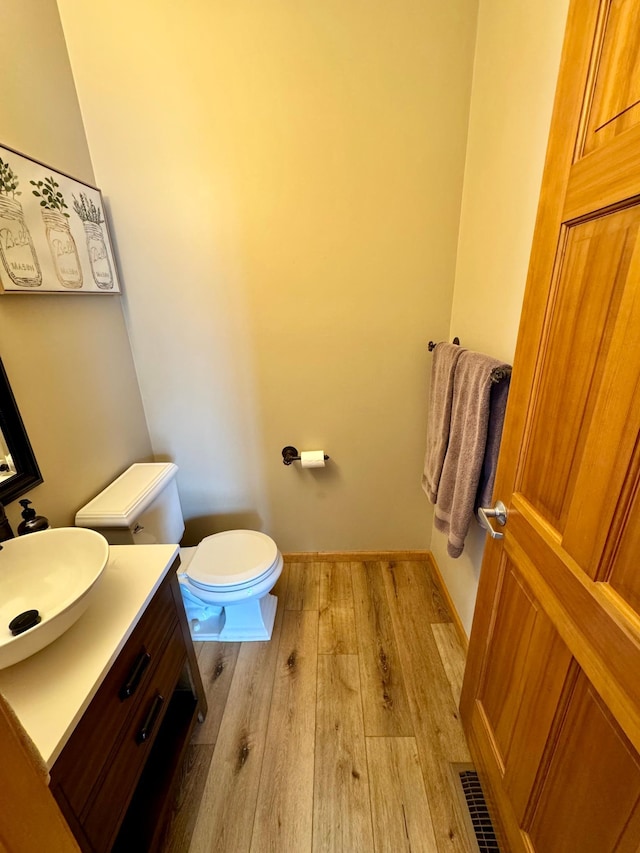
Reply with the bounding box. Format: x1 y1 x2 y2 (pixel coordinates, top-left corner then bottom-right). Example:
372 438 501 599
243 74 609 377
17 499 49 535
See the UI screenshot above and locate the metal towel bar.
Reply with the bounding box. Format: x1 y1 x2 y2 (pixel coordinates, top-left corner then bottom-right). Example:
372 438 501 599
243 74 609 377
428 337 460 351
427 337 511 384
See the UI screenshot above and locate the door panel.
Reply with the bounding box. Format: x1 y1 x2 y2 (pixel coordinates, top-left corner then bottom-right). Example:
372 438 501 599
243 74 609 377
527 672 640 853
561 228 640 573
583 0 640 155
461 2 640 850
606 452 640 611
518 207 638 531
478 559 572 822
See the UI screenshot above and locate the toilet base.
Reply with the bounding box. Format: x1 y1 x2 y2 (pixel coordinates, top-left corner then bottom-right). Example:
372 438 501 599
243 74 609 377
188 593 278 642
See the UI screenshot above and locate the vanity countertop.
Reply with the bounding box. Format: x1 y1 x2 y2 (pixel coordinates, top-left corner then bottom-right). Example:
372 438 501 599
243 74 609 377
0 543 179 769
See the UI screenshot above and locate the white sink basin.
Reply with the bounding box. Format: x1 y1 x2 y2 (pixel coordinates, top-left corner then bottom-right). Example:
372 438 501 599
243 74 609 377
0 527 109 669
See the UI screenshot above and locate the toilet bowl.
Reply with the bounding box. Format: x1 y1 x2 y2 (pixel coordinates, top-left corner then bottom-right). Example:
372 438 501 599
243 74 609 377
74 462 283 642
178 530 283 641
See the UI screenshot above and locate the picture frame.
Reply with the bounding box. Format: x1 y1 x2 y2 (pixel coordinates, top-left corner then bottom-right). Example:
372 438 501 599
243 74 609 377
0 143 121 294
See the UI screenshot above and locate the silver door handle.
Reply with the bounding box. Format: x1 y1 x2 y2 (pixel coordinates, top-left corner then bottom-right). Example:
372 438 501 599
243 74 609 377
478 500 508 539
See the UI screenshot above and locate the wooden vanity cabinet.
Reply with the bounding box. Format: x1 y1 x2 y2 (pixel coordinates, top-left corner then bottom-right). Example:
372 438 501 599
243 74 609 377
50 559 206 853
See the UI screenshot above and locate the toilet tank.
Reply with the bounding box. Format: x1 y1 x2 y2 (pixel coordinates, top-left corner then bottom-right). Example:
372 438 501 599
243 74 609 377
75 463 185 545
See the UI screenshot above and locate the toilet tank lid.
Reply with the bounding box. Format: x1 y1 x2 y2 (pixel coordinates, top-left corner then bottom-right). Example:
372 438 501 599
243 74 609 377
75 463 179 528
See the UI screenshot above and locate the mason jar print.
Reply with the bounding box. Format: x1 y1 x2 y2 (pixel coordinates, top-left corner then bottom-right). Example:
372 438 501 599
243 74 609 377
0 158 42 287
83 220 113 289
71 192 114 290
42 209 83 289
0 181 42 289
32 174 83 290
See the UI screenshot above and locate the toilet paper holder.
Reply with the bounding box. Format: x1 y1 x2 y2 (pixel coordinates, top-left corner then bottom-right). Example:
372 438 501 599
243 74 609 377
282 446 330 466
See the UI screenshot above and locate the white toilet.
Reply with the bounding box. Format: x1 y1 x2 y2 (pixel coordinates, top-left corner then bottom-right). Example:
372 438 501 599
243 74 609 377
75 462 283 642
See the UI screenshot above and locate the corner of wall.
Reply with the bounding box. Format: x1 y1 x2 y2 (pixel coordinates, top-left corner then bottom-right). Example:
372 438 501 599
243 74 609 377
432 0 571 634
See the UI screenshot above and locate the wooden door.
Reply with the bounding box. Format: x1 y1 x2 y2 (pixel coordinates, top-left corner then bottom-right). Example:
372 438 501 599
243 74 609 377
460 2 640 851
0 699 78 852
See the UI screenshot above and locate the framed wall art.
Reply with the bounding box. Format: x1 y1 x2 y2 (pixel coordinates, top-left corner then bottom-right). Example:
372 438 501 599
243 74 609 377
0 144 121 294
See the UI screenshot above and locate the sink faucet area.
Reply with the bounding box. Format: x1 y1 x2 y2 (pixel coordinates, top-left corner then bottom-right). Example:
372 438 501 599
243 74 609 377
0 527 109 669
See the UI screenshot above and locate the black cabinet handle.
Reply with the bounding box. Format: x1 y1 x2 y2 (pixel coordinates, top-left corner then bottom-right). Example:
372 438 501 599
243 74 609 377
119 650 152 701
136 694 164 744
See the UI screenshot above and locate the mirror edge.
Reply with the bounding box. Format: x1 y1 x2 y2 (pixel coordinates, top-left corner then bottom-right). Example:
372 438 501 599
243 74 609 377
0 357 43 505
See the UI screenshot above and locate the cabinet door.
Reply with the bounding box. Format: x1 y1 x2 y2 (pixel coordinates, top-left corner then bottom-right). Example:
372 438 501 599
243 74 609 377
82 622 187 852
51 574 178 818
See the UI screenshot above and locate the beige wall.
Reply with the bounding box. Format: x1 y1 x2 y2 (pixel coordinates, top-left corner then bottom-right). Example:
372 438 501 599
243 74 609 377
431 0 570 635
1 0 152 531
2 1 572 634
58 0 478 549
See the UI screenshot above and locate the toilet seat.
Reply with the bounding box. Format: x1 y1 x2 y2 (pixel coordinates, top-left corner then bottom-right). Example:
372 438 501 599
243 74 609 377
184 529 280 590
187 567 274 594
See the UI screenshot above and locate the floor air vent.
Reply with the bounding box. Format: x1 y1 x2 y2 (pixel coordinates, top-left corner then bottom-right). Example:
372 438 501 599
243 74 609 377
451 765 501 853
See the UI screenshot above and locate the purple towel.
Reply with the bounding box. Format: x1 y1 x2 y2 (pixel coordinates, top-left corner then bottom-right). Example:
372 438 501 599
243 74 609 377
434 350 510 558
422 342 466 503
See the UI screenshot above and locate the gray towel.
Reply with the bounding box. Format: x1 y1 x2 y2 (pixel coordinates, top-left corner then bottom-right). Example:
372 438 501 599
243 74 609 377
475 375 511 515
422 342 466 503
434 350 510 558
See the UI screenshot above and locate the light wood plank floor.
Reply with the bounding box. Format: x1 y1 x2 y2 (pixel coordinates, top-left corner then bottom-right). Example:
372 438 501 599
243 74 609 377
159 558 472 853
